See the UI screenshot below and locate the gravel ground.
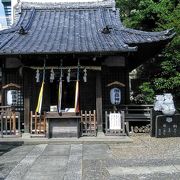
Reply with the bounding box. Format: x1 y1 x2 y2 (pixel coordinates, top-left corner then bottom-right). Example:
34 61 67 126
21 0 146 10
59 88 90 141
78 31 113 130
110 134 180 159
107 134 180 179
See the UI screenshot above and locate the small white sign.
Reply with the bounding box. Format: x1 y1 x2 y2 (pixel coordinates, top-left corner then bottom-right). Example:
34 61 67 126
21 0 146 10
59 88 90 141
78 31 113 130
109 113 121 130
50 106 57 112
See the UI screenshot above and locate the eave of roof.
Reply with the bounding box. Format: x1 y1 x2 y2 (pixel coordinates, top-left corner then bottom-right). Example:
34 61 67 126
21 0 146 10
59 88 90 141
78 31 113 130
0 1 175 55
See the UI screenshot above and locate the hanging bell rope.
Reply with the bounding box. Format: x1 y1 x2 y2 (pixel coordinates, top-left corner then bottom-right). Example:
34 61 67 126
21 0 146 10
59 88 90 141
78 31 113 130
74 60 80 113
57 60 63 113
36 59 46 114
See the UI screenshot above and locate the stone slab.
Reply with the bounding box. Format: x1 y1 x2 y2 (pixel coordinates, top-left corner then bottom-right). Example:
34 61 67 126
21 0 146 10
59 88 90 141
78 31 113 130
5 144 47 180
83 144 113 160
42 144 70 156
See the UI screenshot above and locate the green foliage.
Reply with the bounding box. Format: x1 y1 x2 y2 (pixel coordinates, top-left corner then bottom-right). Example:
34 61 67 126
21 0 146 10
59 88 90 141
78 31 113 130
117 0 180 30
154 72 180 91
116 0 180 104
139 82 155 104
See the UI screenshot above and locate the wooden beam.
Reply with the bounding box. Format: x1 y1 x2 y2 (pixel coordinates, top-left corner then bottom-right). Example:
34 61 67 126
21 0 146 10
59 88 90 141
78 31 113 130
125 58 130 104
23 68 31 133
1 59 6 106
96 71 103 132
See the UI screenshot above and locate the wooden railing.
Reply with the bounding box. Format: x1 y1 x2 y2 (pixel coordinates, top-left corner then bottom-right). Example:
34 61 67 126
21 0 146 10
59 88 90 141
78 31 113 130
80 110 97 136
0 106 21 137
30 111 46 136
122 105 153 134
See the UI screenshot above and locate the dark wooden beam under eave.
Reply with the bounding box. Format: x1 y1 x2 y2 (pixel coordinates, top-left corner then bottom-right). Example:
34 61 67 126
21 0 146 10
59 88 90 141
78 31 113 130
96 71 103 132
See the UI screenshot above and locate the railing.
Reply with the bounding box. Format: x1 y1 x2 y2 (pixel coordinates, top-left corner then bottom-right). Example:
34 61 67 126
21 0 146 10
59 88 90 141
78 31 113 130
122 105 153 134
30 111 46 136
0 106 21 137
30 110 96 137
105 111 126 136
80 110 97 136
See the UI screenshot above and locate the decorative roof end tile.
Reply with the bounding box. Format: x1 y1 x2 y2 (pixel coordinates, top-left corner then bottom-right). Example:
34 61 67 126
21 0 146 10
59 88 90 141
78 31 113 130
19 26 27 35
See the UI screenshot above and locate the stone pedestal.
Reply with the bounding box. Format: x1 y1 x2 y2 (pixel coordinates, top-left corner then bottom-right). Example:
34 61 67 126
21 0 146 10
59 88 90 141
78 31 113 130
150 110 162 137
155 114 180 138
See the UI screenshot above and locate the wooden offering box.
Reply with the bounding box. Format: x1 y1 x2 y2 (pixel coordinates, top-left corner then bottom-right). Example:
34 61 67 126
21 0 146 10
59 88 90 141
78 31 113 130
46 112 81 138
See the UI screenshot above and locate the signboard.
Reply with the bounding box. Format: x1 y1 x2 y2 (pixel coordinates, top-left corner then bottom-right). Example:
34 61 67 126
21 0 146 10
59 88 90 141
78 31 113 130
109 113 121 130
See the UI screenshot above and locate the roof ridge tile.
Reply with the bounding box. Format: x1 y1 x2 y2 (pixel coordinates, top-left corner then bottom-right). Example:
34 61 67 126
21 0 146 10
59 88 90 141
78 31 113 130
21 0 115 10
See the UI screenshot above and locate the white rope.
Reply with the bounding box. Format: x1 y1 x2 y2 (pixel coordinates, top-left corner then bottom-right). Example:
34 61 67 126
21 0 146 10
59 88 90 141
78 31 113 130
28 66 101 71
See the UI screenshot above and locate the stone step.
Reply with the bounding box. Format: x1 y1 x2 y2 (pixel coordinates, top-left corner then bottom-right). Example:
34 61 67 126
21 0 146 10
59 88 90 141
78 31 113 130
0 135 133 145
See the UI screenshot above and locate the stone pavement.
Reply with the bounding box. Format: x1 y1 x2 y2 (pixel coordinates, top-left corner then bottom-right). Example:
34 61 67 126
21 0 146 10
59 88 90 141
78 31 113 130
1 135 180 180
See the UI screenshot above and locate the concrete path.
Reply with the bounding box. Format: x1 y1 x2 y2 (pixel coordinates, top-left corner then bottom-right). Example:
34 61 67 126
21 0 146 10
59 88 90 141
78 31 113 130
1 135 180 179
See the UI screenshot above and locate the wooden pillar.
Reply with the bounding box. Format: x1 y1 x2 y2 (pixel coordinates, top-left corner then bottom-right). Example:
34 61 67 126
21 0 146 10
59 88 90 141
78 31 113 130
1 59 6 106
125 69 130 104
96 71 103 132
24 69 31 133
125 58 130 104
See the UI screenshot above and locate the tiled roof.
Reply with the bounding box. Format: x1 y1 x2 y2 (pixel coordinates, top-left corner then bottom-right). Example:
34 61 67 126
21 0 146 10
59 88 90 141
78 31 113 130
0 1 175 55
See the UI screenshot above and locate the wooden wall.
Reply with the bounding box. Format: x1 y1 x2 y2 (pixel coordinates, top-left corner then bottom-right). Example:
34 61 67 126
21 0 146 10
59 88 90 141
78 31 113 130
80 71 96 111
101 66 128 128
29 70 96 112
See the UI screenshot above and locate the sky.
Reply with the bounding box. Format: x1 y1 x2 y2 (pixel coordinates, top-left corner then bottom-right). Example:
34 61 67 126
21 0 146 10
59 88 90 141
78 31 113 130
0 2 6 26
0 3 4 16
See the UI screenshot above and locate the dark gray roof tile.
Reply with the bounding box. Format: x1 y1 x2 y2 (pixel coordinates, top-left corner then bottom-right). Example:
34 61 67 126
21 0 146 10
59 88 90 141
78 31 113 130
0 2 174 55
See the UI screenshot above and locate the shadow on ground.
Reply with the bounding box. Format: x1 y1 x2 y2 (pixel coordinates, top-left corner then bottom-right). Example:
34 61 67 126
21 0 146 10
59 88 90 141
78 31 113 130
0 142 25 180
0 142 24 156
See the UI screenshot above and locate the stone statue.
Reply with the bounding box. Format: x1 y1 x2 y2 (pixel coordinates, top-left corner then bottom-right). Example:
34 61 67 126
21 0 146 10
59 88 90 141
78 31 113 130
154 95 164 111
154 93 176 116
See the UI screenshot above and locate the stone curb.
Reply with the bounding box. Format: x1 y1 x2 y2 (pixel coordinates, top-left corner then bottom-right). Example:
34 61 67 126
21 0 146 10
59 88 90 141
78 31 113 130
0 136 133 145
